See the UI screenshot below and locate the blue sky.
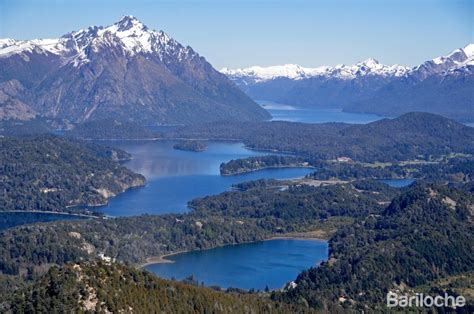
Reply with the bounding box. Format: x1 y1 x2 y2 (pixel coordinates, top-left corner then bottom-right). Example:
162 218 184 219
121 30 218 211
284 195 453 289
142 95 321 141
0 0 472 69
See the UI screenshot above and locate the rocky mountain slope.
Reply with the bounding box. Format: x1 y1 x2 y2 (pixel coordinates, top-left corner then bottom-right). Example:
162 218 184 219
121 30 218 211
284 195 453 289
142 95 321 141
222 44 474 121
0 16 269 124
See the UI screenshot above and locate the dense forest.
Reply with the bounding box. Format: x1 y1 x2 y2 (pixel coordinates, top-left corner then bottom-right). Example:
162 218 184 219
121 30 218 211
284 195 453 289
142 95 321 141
220 155 312 175
0 182 472 311
272 184 474 311
4 261 312 313
0 182 395 278
307 155 473 183
173 140 208 152
19 112 473 164
67 119 157 140
0 135 145 213
163 112 474 162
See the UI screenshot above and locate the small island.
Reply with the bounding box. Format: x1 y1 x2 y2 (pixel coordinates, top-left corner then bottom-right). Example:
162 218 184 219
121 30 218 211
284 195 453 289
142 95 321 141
220 155 313 176
173 140 208 152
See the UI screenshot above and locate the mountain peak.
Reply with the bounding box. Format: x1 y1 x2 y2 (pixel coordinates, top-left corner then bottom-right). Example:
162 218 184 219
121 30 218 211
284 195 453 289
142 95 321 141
463 43 474 58
361 57 379 65
0 16 269 124
115 15 145 32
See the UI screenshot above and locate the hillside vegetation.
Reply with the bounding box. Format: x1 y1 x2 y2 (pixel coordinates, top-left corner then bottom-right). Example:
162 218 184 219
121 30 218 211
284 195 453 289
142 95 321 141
0 135 145 213
6 261 309 313
164 113 474 162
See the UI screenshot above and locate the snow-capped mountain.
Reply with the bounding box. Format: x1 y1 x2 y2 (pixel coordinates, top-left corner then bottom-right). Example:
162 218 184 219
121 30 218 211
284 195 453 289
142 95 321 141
221 58 409 83
409 43 474 80
0 16 269 123
222 44 474 83
221 44 474 122
0 16 197 67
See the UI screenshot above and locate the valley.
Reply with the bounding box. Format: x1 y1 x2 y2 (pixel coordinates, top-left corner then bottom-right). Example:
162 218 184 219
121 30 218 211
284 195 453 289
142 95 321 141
0 6 473 312
223 44 474 122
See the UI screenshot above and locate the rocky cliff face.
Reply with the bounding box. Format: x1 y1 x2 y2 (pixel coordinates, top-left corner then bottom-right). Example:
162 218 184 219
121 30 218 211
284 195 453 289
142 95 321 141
0 16 270 124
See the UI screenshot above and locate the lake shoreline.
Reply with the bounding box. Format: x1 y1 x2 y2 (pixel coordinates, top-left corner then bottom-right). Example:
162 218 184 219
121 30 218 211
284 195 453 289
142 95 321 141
0 210 102 219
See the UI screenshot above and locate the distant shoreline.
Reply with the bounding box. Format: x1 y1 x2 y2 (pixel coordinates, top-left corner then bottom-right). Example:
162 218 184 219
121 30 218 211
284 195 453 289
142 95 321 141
139 235 327 268
0 210 101 219
220 165 315 176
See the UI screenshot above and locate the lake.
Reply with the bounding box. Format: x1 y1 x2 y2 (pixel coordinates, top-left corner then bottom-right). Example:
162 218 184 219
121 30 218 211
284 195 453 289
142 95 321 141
96 141 314 216
258 100 384 124
381 179 415 188
145 238 328 290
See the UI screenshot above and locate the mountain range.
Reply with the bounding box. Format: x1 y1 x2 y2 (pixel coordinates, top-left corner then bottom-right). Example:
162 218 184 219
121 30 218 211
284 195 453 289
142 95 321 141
222 44 474 122
0 16 269 124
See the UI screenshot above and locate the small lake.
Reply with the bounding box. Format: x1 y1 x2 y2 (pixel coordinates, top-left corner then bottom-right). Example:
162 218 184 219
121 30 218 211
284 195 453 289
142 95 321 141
96 141 313 216
258 100 384 124
146 238 328 290
381 179 415 188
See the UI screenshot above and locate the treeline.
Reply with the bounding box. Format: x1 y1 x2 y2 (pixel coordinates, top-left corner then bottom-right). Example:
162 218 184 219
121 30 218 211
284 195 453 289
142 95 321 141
0 135 145 213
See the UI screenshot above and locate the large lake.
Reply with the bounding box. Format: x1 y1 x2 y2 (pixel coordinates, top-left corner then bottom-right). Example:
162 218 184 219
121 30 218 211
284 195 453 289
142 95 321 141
146 238 328 290
258 100 383 124
96 141 313 216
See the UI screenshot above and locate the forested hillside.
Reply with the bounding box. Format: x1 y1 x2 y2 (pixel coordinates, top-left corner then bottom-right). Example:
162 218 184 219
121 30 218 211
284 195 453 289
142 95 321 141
273 184 474 311
6 261 309 313
164 112 474 162
0 135 145 213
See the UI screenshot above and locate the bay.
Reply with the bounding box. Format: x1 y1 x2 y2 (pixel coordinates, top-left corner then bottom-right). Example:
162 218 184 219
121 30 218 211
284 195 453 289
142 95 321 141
96 141 314 216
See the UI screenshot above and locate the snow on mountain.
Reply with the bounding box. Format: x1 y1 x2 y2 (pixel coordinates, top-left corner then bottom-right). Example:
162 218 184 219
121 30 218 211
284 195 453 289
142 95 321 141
221 64 328 82
0 16 195 67
0 16 269 124
222 44 474 83
221 58 409 83
410 43 474 80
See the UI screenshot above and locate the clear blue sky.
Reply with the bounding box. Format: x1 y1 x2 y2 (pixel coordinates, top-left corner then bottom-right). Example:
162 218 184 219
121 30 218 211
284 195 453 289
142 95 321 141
0 0 472 69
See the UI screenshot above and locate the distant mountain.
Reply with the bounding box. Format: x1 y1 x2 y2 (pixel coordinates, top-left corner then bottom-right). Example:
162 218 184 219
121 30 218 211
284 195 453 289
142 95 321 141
222 58 409 83
0 16 270 124
346 44 474 121
222 44 474 122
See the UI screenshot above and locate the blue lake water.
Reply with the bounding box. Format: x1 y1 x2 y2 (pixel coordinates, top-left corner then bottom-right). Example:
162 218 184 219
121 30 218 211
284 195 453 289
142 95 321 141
258 100 384 124
96 141 313 216
146 238 328 290
381 179 415 188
